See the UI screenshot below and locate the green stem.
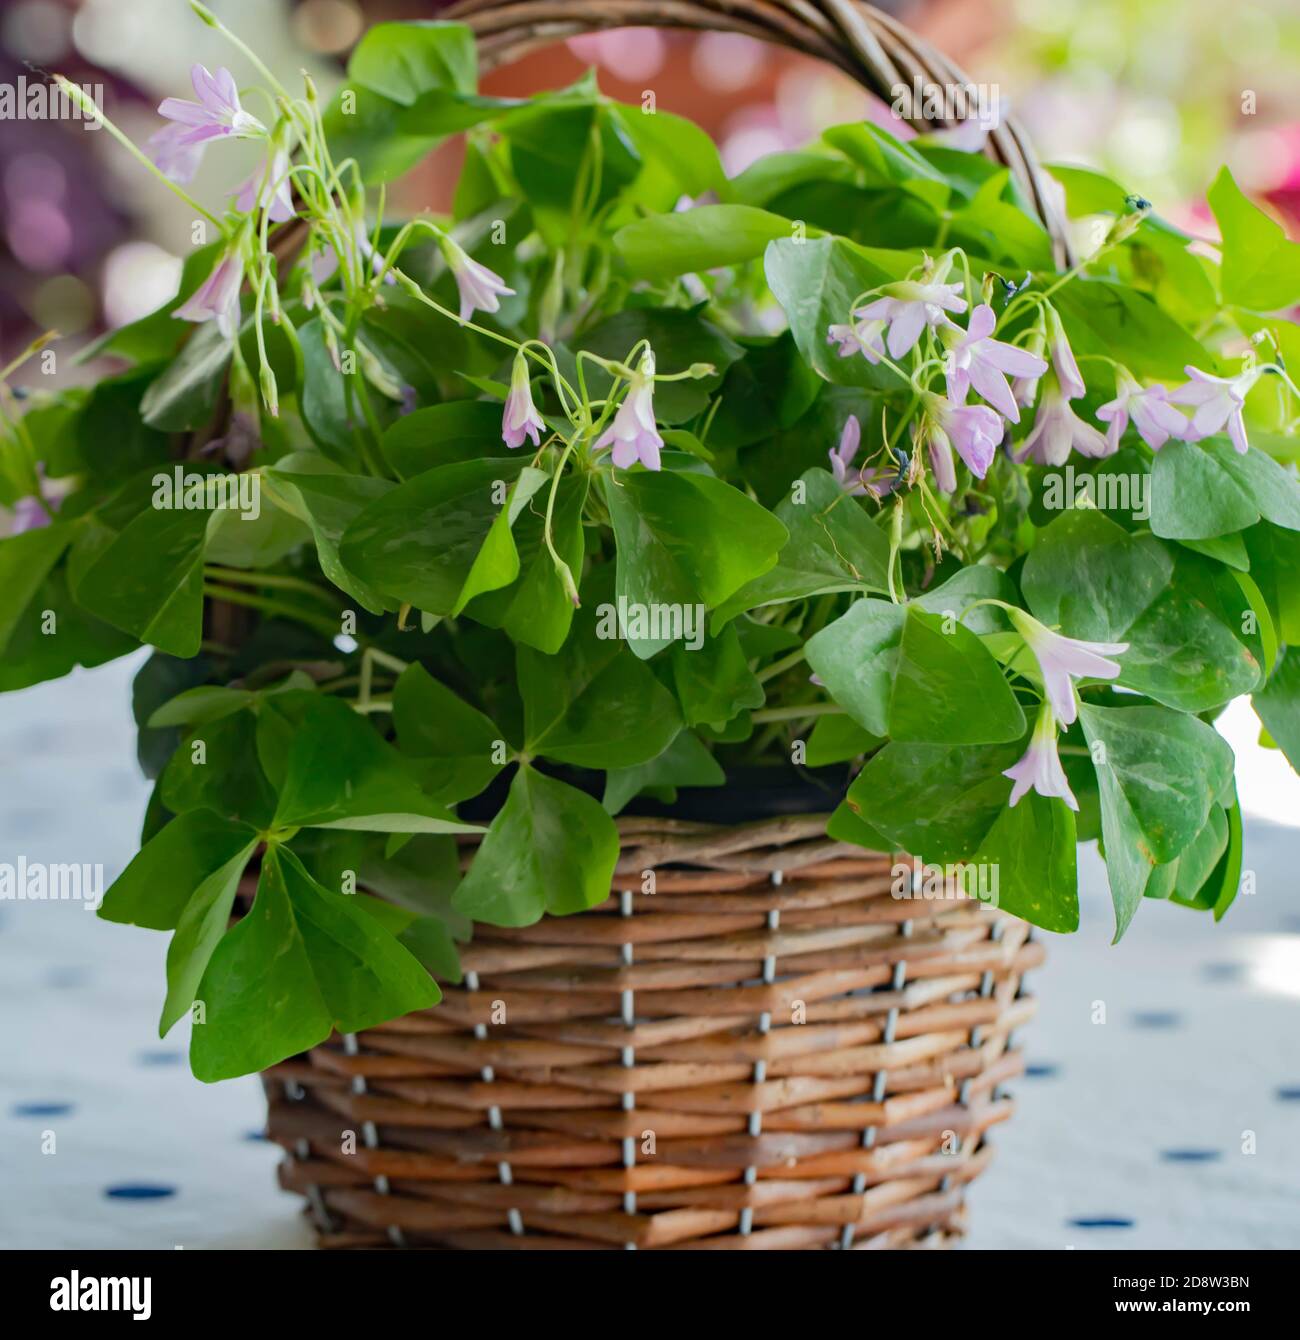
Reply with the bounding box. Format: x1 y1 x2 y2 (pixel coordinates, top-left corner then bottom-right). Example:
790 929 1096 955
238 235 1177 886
750 703 845 723
392 265 582 410
886 498 905 604
0 329 57 384
202 583 339 639
53 77 224 229
190 1 291 99
757 648 807 684
887 393 920 452
367 648 410 676
203 565 344 608
541 440 579 601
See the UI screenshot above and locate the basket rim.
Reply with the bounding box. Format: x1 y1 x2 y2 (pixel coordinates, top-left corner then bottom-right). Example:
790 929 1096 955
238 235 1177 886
443 0 1074 265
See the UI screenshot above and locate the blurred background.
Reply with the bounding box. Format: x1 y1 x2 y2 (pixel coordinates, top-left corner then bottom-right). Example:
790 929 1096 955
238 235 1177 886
2 0 1299 1249
3 0 1300 373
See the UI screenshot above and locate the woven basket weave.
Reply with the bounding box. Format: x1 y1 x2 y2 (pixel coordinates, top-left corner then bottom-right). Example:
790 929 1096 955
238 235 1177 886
262 1 1054 1249
265 816 1042 1249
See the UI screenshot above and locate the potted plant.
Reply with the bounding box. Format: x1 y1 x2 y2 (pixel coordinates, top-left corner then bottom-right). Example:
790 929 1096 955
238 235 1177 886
8 0 1299 1249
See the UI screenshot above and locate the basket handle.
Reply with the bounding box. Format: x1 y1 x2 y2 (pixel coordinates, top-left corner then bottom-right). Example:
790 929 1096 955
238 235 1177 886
444 0 1073 266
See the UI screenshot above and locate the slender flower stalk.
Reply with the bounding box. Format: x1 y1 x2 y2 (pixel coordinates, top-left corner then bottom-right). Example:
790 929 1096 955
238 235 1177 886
52 75 223 227
188 2 290 99
1004 703 1079 810
234 147 294 223
311 219 397 291
1006 606 1126 727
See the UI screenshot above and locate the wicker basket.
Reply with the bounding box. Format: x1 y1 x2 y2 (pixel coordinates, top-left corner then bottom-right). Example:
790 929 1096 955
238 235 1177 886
262 0 1062 1249
265 816 1043 1249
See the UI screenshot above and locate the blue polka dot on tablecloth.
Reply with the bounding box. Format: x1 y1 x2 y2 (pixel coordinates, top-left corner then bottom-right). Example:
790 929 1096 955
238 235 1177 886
1276 1087 1300 1102
104 1184 176 1200
1130 1011 1181 1029
1160 1149 1221 1163
1201 962 1246 983
11 1102 74 1118
3 808 49 836
1069 1217 1135 1229
1025 1063 1060 1078
136 1049 184 1067
45 966 90 989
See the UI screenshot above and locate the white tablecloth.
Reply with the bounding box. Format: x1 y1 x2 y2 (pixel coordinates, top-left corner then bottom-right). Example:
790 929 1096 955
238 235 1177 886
2 658 1297 1249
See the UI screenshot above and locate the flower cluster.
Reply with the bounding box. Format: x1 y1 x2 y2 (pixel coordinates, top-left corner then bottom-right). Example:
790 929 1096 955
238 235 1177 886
134 61 521 429
827 260 1268 502
823 260 1163 810
136 59 690 483
1000 608 1127 810
827 270 1046 490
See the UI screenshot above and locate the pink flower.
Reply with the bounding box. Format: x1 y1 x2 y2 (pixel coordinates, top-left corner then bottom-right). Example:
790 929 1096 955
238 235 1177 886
9 464 57 534
502 354 546 449
1095 367 1189 452
234 148 294 224
1015 375 1111 466
1044 306 1085 400
1003 704 1078 810
827 317 886 364
595 350 663 470
443 237 514 321
856 280 967 359
941 304 1048 423
158 64 264 146
1007 607 1126 727
1012 322 1047 409
830 414 864 491
175 245 244 339
829 415 897 497
11 496 50 533
146 123 205 184
922 394 1005 486
1168 365 1263 455
921 421 957 492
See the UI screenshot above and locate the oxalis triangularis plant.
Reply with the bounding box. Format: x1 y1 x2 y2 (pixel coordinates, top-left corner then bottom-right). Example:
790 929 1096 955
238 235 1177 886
4 5 1299 1080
